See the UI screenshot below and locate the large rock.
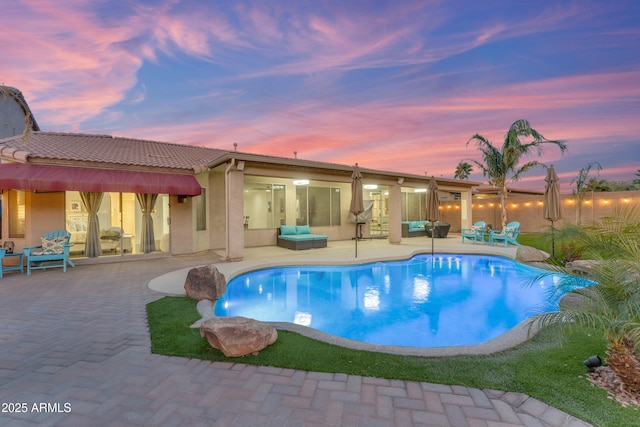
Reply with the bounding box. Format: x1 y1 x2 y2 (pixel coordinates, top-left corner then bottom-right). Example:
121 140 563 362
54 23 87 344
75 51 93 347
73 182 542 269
184 265 227 301
200 317 278 357
516 245 550 263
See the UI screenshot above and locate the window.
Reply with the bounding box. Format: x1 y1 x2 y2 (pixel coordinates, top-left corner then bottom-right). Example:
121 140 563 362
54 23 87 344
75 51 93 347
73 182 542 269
8 190 25 238
65 191 171 257
196 188 207 231
402 191 425 221
243 183 286 229
297 186 341 226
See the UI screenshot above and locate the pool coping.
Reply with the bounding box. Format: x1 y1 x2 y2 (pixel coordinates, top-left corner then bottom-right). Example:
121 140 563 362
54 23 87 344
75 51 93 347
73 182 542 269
149 239 554 357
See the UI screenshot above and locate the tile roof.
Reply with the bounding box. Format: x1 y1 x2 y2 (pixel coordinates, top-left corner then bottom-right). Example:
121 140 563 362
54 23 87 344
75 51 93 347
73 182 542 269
0 131 479 189
0 131 227 172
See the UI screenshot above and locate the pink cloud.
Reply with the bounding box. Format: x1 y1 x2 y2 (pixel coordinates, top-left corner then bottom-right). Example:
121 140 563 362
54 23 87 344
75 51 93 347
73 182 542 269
118 65 638 192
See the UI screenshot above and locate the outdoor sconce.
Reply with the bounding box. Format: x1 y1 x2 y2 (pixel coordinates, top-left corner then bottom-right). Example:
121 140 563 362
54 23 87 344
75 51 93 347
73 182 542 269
397 177 404 185
584 355 602 372
177 195 188 204
237 161 245 171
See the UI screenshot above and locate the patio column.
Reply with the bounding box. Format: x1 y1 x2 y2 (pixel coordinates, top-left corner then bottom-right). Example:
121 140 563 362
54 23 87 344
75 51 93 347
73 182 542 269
226 165 244 261
460 189 473 230
388 184 402 244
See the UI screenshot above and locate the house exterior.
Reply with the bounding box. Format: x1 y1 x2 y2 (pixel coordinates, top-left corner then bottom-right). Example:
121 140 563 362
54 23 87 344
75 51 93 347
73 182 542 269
0 131 478 263
0 86 479 262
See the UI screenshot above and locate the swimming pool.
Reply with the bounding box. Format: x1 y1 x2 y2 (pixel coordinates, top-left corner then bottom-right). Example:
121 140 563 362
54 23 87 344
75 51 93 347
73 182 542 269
215 254 581 348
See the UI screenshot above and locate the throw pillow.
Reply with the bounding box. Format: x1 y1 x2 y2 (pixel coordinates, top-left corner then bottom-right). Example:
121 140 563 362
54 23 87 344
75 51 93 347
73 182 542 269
296 225 311 235
40 236 67 255
280 225 297 235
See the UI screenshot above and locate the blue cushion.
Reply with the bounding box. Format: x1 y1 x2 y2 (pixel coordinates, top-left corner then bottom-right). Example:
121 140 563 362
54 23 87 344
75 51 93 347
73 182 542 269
279 234 314 241
296 225 311 235
280 225 297 235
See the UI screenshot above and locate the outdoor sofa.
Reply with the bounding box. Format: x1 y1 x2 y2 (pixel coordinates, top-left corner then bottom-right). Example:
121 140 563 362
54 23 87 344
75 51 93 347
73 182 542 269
401 221 428 237
277 225 328 250
402 221 450 238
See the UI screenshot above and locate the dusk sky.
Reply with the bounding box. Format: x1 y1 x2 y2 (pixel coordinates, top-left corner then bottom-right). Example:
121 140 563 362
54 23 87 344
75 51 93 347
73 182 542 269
2 0 639 192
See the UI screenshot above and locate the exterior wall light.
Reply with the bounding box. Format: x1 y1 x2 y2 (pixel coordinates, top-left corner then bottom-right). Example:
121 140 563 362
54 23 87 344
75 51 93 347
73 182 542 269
293 179 309 186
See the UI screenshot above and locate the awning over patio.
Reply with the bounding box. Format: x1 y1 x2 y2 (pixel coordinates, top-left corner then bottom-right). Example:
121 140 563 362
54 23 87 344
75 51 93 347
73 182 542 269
0 163 202 195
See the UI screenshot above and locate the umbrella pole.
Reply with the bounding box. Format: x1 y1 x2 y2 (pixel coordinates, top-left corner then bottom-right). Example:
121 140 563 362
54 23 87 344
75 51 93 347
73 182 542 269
431 232 434 257
355 223 358 258
551 220 555 259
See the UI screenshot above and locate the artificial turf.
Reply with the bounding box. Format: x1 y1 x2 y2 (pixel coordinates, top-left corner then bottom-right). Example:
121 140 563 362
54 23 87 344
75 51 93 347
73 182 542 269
147 296 639 427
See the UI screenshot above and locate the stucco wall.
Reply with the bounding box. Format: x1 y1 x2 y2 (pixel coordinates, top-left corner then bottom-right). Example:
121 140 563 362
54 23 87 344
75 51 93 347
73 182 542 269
169 194 194 255
471 190 640 232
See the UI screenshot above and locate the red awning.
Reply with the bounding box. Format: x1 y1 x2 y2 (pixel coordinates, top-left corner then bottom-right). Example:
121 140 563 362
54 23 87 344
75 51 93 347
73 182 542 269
0 163 202 196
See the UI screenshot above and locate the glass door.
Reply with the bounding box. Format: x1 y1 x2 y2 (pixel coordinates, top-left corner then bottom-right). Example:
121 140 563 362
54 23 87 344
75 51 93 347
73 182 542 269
367 188 389 237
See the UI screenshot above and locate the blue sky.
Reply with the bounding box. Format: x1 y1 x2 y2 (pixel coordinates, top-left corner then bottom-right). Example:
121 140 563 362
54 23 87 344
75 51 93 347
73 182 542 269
2 0 639 191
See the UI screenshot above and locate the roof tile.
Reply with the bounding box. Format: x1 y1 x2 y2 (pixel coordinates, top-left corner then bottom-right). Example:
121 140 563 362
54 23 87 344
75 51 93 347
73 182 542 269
0 132 227 172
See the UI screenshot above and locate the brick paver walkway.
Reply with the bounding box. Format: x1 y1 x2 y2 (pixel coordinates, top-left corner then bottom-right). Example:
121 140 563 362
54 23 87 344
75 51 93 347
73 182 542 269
0 253 592 426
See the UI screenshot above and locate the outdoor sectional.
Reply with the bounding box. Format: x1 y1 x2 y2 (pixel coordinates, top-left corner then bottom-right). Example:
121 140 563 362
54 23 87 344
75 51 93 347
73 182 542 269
401 221 429 237
401 221 450 238
277 225 328 250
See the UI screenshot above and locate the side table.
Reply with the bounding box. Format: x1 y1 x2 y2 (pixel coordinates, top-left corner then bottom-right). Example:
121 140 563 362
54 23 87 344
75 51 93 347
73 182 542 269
2 252 24 277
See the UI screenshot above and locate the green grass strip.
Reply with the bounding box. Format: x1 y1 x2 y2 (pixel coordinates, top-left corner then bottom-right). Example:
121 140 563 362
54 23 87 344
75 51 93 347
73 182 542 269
147 296 638 426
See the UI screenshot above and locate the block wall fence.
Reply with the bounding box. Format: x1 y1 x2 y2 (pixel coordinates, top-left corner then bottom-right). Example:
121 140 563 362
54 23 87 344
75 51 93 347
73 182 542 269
437 190 640 233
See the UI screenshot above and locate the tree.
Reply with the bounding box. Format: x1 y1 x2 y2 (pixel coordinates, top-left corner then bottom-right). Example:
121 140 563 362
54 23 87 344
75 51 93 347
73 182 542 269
530 206 640 393
633 169 640 190
454 162 473 180
466 119 567 227
570 162 602 225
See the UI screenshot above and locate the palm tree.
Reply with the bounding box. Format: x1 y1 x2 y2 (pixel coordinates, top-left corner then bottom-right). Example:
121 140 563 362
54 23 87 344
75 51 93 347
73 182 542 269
454 162 473 180
571 162 602 225
466 119 567 227
530 206 640 393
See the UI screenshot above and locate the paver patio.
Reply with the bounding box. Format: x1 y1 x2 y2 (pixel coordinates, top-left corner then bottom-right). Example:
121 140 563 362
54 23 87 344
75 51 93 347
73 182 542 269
0 238 593 426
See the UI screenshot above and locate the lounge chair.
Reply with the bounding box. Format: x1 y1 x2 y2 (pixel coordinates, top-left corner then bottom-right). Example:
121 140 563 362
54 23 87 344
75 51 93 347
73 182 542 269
489 221 520 247
23 230 75 276
461 221 486 244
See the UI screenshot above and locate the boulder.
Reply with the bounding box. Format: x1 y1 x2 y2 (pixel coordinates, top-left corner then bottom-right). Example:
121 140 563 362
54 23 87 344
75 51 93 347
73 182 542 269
516 245 550 263
200 317 278 357
184 265 227 301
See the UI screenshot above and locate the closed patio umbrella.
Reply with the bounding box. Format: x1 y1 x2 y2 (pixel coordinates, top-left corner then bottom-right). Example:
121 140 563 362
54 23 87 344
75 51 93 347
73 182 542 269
543 165 562 258
426 176 440 256
350 163 364 258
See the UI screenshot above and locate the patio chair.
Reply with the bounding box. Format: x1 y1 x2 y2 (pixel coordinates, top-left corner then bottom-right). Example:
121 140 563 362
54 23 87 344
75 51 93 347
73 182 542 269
23 230 75 276
489 221 521 247
0 248 5 279
461 221 486 244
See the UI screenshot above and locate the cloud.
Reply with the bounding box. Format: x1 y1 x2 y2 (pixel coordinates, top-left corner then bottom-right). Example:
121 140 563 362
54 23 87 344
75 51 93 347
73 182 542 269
2 0 637 192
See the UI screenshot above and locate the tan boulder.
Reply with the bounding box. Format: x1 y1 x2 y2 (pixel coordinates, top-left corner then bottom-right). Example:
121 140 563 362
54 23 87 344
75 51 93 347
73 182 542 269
515 245 550 263
200 317 278 357
184 265 227 301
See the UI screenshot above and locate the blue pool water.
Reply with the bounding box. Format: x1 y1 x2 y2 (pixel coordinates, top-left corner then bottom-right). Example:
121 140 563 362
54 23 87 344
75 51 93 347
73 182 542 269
215 254 581 348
